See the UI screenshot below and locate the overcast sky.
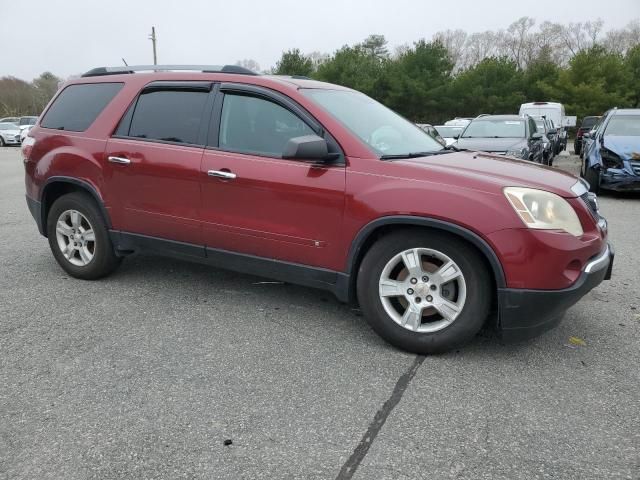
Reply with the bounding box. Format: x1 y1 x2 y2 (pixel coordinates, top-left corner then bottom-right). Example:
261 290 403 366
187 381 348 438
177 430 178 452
2 0 639 81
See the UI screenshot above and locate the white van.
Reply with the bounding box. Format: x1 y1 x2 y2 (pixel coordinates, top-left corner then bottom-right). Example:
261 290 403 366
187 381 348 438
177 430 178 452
519 102 575 153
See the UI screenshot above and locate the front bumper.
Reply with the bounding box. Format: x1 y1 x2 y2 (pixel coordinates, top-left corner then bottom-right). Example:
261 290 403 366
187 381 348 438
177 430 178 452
498 244 613 342
601 168 640 192
1 136 20 145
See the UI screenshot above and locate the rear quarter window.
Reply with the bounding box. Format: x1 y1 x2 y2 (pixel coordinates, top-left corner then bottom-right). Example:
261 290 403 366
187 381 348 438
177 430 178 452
41 83 123 132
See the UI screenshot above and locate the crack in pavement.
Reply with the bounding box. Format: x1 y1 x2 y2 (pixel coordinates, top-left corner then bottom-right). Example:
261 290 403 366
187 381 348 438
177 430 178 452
335 355 425 480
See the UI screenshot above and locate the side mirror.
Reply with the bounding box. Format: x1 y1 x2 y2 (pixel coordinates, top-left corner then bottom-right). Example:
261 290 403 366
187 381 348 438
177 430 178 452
583 132 591 139
282 135 329 162
453 134 460 140
548 128 557 135
531 133 543 141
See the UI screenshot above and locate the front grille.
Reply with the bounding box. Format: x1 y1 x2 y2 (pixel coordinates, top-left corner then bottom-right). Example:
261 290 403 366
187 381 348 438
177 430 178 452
580 192 599 219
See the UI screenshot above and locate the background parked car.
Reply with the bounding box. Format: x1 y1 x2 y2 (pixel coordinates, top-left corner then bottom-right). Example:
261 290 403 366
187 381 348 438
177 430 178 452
433 125 464 146
0 122 21 146
574 116 601 156
581 108 640 193
453 114 544 163
0 117 19 124
580 116 603 159
519 102 570 153
444 117 473 127
532 116 557 165
18 116 38 129
416 123 446 145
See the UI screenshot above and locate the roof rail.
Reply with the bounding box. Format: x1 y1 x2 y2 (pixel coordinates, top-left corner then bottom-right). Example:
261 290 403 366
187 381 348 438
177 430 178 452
81 64 258 78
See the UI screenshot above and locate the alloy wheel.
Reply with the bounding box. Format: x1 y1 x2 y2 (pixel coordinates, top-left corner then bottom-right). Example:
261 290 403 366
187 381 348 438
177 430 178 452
378 248 467 333
55 210 96 267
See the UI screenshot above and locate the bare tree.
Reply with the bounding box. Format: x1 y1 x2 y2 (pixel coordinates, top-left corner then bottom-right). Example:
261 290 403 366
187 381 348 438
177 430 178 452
603 19 640 54
502 17 536 69
433 29 468 71
464 31 500 67
235 59 261 72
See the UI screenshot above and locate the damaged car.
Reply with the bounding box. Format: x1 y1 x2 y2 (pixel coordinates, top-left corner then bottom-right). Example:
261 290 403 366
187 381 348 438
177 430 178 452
581 108 640 193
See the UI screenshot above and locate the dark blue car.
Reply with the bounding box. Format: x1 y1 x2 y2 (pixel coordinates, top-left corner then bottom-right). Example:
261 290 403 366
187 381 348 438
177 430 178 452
581 108 640 193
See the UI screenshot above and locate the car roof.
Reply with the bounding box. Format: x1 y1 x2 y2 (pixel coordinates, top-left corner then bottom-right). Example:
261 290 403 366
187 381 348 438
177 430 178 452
521 102 562 107
70 65 351 92
612 109 640 116
472 115 524 121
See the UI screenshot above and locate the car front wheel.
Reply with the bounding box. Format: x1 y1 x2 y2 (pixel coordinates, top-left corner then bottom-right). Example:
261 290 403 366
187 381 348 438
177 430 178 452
357 230 491 354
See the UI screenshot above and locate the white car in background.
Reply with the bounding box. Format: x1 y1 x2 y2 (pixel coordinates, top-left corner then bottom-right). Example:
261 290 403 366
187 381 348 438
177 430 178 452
20 125 34 142
444 117 473 127
434 125 465 146
0 122 21 146
0 117 20 124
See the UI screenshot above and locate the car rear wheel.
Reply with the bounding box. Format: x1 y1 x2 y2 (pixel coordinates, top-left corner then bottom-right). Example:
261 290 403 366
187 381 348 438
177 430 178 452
47 192 122 279
0 137 5 147
357 230 491 354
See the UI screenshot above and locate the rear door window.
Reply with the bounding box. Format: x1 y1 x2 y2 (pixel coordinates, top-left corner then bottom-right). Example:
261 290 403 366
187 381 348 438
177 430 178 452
126 89 209 145
41 83 123 132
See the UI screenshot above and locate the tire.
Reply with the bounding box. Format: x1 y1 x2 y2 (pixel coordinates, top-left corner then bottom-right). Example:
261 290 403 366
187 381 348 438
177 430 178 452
357 230 492 354
574 144 581 156
584 166 601 194
47 191 121 279
0 137 5 147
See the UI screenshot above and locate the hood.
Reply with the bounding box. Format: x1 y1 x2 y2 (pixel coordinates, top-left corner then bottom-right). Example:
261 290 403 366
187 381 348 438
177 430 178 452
396 151 580 197
1 128 19 135
455 137 526 153
603 136 640 160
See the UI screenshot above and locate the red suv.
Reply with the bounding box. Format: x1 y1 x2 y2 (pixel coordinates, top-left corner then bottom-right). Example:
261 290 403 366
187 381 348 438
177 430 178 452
23 65 613 353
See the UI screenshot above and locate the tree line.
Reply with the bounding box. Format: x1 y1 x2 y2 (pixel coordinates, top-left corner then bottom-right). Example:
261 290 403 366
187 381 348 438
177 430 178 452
2 17 638 124
0 72 61 118
268 17 640 124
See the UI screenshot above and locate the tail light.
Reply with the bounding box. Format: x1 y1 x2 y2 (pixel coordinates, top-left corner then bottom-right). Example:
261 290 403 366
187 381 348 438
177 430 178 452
21 134 35 162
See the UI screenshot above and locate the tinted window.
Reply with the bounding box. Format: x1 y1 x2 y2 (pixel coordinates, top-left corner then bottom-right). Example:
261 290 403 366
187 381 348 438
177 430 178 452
581 116 599 129
128 90 208 145
219 94 314 156
41 83 123 132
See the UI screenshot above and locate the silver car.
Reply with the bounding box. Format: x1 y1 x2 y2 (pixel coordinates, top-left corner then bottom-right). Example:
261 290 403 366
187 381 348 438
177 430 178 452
0 122 21 146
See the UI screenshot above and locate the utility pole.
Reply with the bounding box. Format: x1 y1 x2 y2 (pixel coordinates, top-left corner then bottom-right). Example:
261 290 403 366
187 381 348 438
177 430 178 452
149 26 157 65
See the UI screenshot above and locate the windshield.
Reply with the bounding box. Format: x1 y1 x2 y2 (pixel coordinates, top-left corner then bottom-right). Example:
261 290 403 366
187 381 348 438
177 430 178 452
301 89 443 157
461 119 525 138
19 117 37 126
604 115 640 136
581 117 599 129
434 126 463 138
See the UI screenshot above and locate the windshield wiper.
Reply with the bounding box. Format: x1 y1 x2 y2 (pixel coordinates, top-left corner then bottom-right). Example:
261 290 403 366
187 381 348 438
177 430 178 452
380 151 439 160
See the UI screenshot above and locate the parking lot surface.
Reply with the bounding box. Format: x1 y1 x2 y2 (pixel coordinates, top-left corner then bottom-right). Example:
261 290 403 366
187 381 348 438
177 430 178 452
1 147 638 479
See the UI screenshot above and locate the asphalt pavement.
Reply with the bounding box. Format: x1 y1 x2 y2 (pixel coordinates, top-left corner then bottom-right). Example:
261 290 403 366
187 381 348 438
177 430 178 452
1 147 638 479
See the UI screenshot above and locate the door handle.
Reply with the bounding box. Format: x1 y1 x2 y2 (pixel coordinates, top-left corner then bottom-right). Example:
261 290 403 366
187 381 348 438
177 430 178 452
207 170 237 180
108 156 131 165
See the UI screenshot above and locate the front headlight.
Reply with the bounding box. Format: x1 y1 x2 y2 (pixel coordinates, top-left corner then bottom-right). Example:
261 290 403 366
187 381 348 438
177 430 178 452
503 187 584 236
506 147 526 158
